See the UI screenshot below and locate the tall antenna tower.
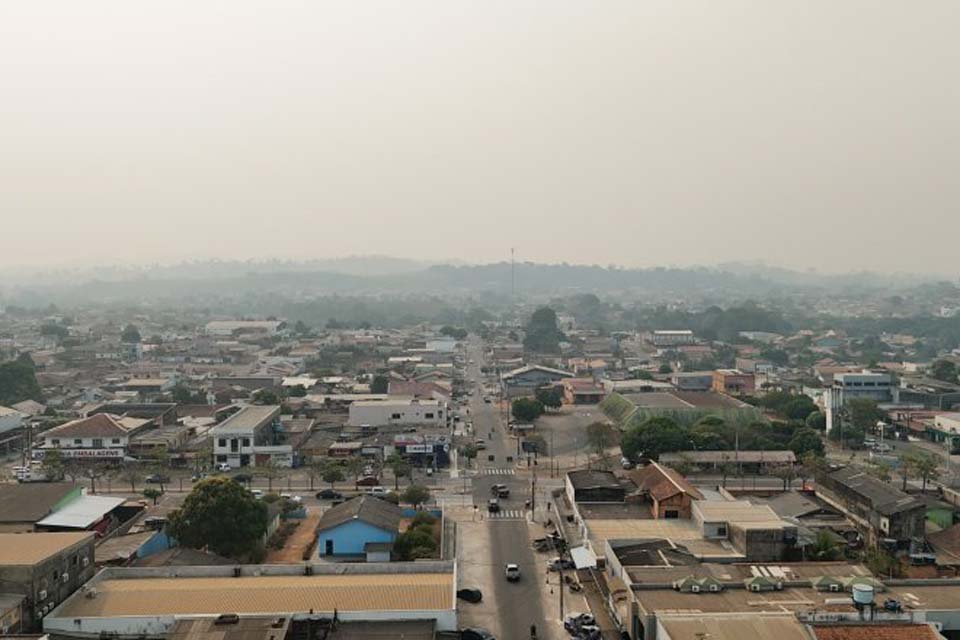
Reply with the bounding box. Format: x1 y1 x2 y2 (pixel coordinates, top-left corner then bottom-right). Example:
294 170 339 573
510 247 515 302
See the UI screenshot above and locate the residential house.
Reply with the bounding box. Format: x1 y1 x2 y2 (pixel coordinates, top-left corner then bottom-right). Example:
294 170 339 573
316 496 402 559
712 369 755 395
629 462 703 519
501 364 574 399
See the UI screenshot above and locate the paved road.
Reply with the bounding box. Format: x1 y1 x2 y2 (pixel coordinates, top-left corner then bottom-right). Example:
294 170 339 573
466 337 548 639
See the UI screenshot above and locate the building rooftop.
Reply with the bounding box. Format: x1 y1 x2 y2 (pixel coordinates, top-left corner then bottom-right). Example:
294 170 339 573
567 469 624 491
56 569 453 618
657 614 811 640
211 405 280 435
811 624 943 640
44 413 131 438
694 501 789 529
36 494 126 529
317 496 402 533
0 482 78 523
630 462 703 502
822 467 925 515
0 532 93 566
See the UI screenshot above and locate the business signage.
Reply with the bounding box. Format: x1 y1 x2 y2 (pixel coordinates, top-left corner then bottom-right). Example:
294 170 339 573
405 444 433 454
33 448 124 459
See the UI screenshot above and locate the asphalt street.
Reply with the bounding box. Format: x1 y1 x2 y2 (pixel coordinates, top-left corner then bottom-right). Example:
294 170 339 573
466 337 549 639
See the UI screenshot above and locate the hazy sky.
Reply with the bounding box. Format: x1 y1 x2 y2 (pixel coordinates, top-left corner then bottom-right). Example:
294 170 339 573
2 2 958 274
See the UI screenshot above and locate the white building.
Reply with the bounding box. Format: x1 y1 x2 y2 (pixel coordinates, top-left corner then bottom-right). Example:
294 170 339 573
348 398 446 427
38 414 146 460
205 320 285 337
647 330 696 347
211 405 290 468
825 371 893 434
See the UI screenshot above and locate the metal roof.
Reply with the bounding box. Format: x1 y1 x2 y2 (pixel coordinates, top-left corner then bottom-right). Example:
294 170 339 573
37 494 125 528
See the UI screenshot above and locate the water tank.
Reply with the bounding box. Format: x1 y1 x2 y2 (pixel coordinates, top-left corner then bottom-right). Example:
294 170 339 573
852 584 875 606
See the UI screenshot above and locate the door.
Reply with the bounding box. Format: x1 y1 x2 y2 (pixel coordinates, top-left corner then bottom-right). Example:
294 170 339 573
325 539 334 556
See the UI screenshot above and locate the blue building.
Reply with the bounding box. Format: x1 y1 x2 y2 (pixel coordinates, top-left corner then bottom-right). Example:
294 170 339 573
316 496 402 559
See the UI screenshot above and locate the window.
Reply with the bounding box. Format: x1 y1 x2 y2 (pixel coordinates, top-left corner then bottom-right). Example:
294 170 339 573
112 438 121 444
74 439 82 445
92 439 103 448
242 438 250 447
391 413 402 420
53 570 59 581
717 526 728 537
218 438 227 447
51 439 60 445
425 413 434 419
71 555 77 566
664 510 679 519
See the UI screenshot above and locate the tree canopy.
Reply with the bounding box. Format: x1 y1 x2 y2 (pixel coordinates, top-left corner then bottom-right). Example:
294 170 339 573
512 397 544 423
0 360 43 406
121 324 142 343
523 306 563 353
370 374 389 394
168 477 269 560
931 359 958 383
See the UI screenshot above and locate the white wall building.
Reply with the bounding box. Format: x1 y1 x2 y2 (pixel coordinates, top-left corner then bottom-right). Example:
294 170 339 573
825 371 893 434
348 398 446 427
211 405 289 468
0 406 27 435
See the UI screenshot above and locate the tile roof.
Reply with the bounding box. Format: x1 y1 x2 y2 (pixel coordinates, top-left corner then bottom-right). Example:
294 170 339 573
812 624 942 640
630 462 703 502
58 573 453 617
45 413 131 438
316 496 402 533
0 532 93 565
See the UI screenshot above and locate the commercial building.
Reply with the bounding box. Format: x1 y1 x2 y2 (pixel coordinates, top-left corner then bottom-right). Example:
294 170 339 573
712 369 756 395
562 378 606 404
629 462 703 519
825 371 894 435
0 483 81 533
647 330 697 347
211 405 289 468
0 405 27 435
500 364 574 398
816 465 925 544
45 562 457 636
0 532 95 630
38 413 147 461
347 398 445 427
566 470 628 504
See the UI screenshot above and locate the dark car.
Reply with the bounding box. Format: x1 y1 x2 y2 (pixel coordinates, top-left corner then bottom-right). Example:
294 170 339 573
233 473 253 484
487 498 500 513
316 489 344 500
456 588 483 603
144 474 170 484
460 628 495 640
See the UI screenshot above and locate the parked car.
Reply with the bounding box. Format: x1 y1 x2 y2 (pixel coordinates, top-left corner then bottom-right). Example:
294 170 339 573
233 473 253 484
456 588 483 603
144 474 170 484
504 563 521 582
251 489 264 499
475 439 487 450
357 475 380 487
873 443 893 453
367 486 387 495
190 472 208 482
280 493 302 503
316 489 343 500
460 628 496 640
547 557 576 572
564 613 597 632
620 457 634 470
487 498 500 513
216 463 231 472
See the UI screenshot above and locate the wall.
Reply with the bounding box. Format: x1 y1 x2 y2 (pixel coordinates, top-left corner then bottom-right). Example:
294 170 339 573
318 520 396 557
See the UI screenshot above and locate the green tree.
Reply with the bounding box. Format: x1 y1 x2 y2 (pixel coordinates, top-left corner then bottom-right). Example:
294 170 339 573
257 461 283 492
912 452 941 493
459 444 478 469
868 461 893 483
439 326 468 340
897 453 917 491
401 484 431 509
585 421 618 461
535 387 563 411
658 363 672 374
370 375 389 394
168 477 269 560
523 307 563 353
393 528 437 561
118 463 140 493
0 361 43 406
254 389 280 405
121 324 141 343
306 461 325 491
41 450 65 481
143 487 163 505
385 453 411 490
524 433 547 457
343 456 365 489
847 398 884 432
152 445 170 492
40 323 69 340
788 427 824 457
511 398 544 423
809 530 841 561
805 411 827 430
769 464 796 490
931 359 958 383
799 450 827 485
286 385 307 397
322 465 345 489
620 416 689 461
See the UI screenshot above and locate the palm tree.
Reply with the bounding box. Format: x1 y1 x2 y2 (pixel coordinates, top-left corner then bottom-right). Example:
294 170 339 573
897 453 916 491
912 453 941 493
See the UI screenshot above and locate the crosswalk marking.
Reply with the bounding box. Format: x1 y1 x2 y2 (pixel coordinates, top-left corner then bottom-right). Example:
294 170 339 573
486 509 525 520
475 468 516 476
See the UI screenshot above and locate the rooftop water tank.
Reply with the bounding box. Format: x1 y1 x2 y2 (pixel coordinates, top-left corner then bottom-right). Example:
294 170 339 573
852 583 875 606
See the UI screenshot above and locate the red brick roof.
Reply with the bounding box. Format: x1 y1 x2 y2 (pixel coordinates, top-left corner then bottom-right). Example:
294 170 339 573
630 462 703 502
813 624 942 640
45 413 130 438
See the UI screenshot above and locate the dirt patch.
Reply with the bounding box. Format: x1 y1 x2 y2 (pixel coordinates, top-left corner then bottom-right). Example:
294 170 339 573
264 511 321 563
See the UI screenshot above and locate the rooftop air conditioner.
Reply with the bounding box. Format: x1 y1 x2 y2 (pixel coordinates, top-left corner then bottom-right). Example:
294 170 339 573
38 590 47 600
62 573 69 582
690 585 701 593
829 584 841 593
709 584 720 592
750 584 761 593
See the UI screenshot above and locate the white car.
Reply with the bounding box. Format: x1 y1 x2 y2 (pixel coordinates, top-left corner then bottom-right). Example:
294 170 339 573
216 463 231 472
251 489 264 499
504 563 521 582
368 486 387 495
